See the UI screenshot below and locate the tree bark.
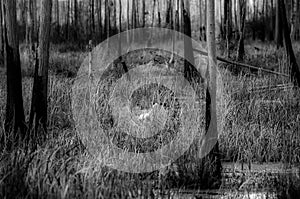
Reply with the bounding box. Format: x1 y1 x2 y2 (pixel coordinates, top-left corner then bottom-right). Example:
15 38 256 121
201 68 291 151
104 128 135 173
237 0 246 61
142 0 145 27
166 0 173 28
269 0 274 41
0 0 3 66
290 0 298 41
169 0 221 189
29 0 52 142
96 0 102 39
105 0 111 38
279 0 300 87
151 0 156 27
56 0 59 37
275 0 283 48
91 0 95 38
157 0 161 27
66 0 70 41
74 0 78 41
182 0 200 83
203 0 222 188
3 0 26 141
132 0 137 29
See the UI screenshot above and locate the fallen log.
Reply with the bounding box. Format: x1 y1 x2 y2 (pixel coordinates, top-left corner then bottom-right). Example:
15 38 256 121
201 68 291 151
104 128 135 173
193 48 290 77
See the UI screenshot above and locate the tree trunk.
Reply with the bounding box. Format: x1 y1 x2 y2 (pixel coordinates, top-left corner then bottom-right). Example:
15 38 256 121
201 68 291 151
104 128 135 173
91 0 95 38
127 0 130 42
275 0 283 48
127 0 130 30
261 0 266 41
118 0 122 34
182 0 198 83
157 0 161 27
168 0 221 189
66 0 70 41
56 0 59 37
105 0 111 38
29 0 52 143
99 0 103 39
198 0 204 41
269 0 274 41
132 0 137 29
152 0 156 27
3 0 26 142
0 0 3 66
74 0 78 41
223 0 229 39
112 0 117 33
203 0 222 188
252 0 256 40
166 0 173 28
237 0 246 61
279 0 300 87
290 0 298 41
142 0 145 27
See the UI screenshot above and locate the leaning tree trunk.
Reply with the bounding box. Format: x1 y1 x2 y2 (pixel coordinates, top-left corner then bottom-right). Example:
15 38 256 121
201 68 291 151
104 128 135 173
279 0 300 87
3 0 26 143
29 0 52 144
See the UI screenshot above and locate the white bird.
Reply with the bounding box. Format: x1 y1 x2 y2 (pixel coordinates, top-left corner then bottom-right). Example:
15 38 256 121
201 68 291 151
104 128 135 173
137 103 159 121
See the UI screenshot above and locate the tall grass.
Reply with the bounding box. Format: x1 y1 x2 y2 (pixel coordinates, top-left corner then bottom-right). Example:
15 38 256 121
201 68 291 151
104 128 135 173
0 43 299 198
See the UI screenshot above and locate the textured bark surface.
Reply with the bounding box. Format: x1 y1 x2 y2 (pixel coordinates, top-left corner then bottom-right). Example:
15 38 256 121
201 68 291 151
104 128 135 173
237 0 246 61
163 0 221 190
3 0 26 141
29 0 52 143
279 0 300 87
275 0 283 48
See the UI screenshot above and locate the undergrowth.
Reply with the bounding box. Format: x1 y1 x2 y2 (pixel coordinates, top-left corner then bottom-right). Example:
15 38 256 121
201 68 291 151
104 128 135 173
0 42 299 198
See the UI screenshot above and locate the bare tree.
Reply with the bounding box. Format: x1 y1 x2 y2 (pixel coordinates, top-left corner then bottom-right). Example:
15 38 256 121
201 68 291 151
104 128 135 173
275 0 283 48
237 0 246 61
142 0 146 27
2 0 26 142
166 0 173 27
279 0 300 87
105 0 111 38
269 0 274 41
96 0 102 39
74 0 78 41
290 0 299 41
29 0 52 142
66 0 70 40
151 0 156 27
132 0 137 29
182 0 200 83
55 0 59 37
157 0 161 27
0 0 3 66
203 0 222 188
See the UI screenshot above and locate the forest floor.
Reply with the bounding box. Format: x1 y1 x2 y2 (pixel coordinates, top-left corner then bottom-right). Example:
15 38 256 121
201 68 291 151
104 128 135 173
0 41 300 198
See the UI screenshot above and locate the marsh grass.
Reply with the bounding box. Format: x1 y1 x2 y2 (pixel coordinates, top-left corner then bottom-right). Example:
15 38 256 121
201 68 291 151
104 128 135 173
0 42 299 198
